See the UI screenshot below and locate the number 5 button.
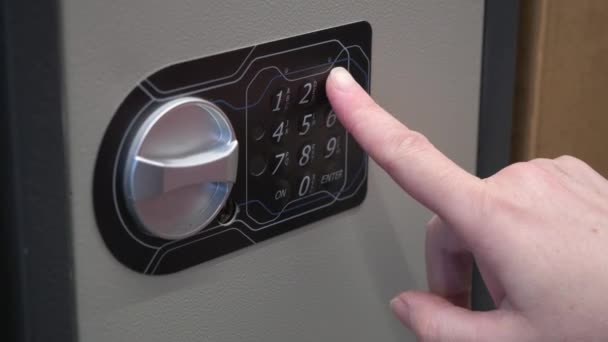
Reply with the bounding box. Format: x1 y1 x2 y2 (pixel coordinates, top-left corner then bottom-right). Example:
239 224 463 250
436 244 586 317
298 112 316 136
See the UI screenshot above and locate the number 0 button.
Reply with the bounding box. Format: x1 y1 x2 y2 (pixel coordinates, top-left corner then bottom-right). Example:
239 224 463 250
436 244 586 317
297 173 315 197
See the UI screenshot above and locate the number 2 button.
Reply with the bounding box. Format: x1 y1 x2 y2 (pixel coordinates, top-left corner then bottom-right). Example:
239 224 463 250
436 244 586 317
297 81 316 107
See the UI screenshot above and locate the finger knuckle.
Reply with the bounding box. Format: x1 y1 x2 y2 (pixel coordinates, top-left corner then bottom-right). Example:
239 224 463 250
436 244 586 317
501 161 536 177
498 161 549 184
480 170 533 224
555 154 588 169
482 161 556 223
528 158 554 169
391 130 431 155
555 154 580 163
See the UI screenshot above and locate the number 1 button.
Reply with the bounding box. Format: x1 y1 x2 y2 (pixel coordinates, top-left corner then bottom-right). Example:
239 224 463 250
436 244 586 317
271 87 289 113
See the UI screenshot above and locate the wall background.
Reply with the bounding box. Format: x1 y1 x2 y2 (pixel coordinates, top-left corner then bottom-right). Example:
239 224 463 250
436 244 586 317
513 0 608 176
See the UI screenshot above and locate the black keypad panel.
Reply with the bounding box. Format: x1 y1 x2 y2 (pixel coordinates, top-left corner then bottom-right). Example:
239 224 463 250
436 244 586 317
94 21 372 274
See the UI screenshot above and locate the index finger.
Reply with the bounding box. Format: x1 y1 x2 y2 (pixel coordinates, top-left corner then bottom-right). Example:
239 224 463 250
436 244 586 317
326 67 485 229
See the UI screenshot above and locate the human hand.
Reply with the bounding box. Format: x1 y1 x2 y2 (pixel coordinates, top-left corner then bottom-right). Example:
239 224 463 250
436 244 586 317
326 67 608 341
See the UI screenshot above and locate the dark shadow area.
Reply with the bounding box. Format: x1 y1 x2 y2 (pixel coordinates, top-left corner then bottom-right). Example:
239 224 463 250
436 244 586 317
473 0 520 311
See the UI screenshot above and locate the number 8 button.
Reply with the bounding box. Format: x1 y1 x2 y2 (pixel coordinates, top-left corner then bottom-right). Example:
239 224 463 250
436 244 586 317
297 143 315 167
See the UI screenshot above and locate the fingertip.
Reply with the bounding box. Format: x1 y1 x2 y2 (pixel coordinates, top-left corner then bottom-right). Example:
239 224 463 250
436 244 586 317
326 66 376 130
327 66 356 92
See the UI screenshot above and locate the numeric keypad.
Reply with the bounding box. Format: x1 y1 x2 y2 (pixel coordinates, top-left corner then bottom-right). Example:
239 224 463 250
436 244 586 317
248 78 348 213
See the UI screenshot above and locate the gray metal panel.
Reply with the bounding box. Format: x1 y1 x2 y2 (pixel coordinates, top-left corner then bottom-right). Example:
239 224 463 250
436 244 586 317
59 1 484 341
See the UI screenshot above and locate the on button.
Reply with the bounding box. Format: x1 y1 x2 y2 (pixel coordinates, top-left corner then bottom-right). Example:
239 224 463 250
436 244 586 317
271 179 291 209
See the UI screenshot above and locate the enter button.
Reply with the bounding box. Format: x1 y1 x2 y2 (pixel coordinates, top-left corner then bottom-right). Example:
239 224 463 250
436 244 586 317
320 165 344 193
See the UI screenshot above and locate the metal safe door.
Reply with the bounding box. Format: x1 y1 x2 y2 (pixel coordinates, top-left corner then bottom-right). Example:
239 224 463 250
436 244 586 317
55 1 486 341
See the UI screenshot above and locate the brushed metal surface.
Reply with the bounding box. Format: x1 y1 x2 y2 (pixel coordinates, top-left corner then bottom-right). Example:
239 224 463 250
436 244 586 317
123 97 238 240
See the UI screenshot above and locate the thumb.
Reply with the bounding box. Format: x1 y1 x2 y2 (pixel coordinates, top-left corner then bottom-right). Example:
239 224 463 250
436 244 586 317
390 291 532 341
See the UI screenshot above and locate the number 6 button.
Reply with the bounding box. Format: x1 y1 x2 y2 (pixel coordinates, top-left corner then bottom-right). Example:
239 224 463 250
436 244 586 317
325 110 338 128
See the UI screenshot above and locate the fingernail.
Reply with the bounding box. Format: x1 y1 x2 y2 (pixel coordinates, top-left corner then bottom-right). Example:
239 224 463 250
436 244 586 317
390 296 410 324
329 67 355 91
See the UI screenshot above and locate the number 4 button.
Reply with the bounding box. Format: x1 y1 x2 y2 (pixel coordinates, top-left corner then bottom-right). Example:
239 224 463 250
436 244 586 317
271 120 289 144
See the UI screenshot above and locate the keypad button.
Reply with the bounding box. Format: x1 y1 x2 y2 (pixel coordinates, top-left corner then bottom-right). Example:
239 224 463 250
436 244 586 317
320 162 345 193
325 109 339 129
250 123 266 141
297 142 316 167
270 87 290 113
249 155 267 177
270 179 291 208
297 112 316 136
269 150 290 176
270 119 289 144
296 173 316 197
296 80 316 107
322 135 342 159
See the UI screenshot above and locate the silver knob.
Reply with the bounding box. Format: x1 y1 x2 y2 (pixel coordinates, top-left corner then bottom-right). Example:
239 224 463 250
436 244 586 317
122 97 238 240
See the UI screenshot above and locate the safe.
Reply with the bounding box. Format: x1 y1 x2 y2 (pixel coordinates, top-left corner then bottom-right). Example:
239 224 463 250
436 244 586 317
2 1 518 341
